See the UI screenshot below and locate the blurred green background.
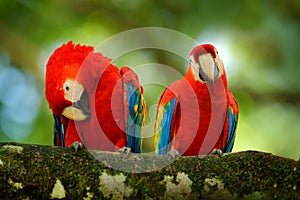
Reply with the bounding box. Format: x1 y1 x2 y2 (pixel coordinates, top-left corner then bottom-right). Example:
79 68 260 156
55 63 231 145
0 0 299 159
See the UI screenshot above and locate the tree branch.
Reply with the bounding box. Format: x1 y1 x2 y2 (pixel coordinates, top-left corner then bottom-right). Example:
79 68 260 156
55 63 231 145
0 142 298 199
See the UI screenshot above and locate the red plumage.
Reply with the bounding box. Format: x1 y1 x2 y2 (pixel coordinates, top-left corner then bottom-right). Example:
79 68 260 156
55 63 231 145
46 42 93 116
45 41 145 151
154 44 239 156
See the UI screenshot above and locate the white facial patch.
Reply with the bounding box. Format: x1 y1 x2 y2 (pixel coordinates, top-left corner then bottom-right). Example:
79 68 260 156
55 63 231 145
189 56 202 82
63 79 85 102
214 55 224 75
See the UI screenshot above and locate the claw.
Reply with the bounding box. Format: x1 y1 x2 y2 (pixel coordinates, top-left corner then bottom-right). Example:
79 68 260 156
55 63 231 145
210 149 223 157
118 147 131 156
69 141 83 152
167 149 181 159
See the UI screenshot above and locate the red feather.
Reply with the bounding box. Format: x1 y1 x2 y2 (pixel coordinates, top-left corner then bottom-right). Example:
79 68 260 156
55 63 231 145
190 43 217 60
155 44 238 156
45 41 94 116
45 41 135 151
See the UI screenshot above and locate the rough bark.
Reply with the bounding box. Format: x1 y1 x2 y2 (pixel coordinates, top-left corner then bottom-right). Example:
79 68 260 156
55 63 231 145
0 142 299 199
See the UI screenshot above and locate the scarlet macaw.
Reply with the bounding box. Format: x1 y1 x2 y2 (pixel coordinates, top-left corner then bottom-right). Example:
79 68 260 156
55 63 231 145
45 41 146 153
154 44 239 156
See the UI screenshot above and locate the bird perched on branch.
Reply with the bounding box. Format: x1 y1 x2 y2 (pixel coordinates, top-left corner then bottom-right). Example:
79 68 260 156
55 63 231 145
45 41 146 153
154 44 238 156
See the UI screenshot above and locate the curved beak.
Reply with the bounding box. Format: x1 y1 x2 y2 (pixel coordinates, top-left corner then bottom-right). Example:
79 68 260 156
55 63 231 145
198 54 219 83
62 90 90 121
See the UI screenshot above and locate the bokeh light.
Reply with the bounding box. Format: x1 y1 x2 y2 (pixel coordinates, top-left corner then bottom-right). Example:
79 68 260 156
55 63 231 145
0 52 41 141
0 0 299 159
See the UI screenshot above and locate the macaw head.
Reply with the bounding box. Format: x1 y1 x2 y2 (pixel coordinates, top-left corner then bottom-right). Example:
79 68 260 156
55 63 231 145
189 44 226 84
45 41 94 121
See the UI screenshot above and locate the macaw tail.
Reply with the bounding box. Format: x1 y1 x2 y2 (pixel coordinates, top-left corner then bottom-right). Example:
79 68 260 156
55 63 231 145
121 67 147 153
53 114 66 147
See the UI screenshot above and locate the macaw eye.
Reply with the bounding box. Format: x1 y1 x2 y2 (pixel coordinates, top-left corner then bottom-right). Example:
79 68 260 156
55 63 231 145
64 82 70 91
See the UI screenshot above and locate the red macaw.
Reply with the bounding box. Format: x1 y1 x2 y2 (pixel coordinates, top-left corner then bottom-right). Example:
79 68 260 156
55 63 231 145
154 44 239 156
45 41 146 153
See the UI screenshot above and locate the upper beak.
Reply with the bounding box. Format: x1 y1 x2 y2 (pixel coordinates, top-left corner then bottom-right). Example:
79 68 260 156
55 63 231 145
62 90 90 121
198 54 219 83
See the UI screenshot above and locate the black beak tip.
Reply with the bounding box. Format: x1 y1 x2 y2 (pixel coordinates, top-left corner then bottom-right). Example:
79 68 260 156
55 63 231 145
73 90 90 119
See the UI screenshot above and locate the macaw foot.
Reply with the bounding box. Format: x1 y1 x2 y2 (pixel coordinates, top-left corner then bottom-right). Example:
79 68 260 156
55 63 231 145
118 147 131 157
210 149 223 157
167 149 181 159
69 141 83 152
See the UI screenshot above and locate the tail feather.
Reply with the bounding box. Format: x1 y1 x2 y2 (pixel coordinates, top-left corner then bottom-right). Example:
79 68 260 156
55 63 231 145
121 67 146 153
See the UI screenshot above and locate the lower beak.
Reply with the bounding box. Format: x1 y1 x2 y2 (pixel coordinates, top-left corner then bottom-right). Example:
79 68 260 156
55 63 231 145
62 90 90 121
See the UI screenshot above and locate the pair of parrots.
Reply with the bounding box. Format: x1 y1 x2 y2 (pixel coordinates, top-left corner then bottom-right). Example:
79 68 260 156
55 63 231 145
45 41 238 156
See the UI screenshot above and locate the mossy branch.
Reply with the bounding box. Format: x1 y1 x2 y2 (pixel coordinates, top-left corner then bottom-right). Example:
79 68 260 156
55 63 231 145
0 142 299 199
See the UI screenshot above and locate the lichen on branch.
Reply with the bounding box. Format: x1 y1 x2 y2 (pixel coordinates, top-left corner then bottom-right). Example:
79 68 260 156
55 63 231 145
0 142 299 199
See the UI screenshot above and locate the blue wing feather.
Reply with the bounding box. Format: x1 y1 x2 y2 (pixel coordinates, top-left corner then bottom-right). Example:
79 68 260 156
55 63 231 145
125 83 144 153
223 107 238 152
53 114 65 147
156 98 177 155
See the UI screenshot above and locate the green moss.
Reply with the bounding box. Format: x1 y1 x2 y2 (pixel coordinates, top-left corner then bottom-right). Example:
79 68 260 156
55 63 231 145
0 143 299 199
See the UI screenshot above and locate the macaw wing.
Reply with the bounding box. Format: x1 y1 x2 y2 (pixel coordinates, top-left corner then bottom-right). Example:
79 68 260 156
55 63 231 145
121 67 146 153
223 91 239 153
154 94 178 155
53 114 66 147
